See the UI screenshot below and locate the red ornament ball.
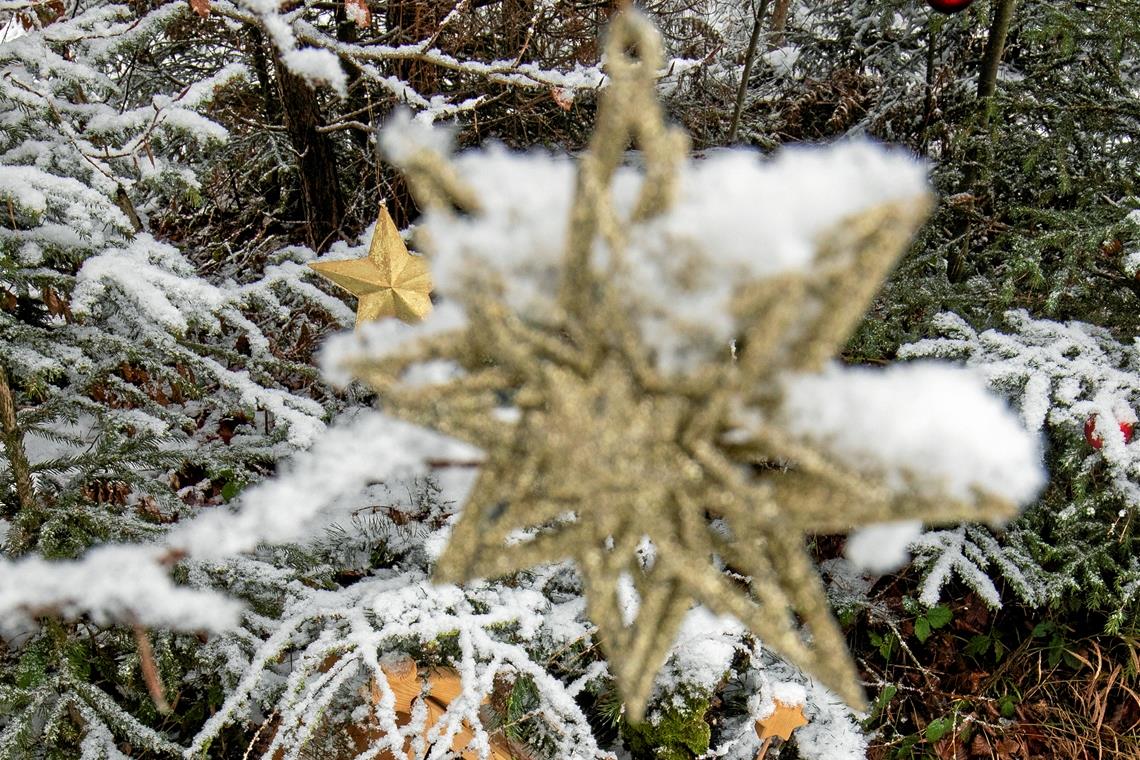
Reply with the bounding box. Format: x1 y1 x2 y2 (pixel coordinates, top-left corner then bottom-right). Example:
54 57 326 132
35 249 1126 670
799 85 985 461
1084 415 1136 450
926 0 977 13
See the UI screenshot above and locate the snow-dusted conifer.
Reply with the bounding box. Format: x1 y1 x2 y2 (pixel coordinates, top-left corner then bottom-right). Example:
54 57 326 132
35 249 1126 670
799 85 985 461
0 3 340 755
901 309 1140 628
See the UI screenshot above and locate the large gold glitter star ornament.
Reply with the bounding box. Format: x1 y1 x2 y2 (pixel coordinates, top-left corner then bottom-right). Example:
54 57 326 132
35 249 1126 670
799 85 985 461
338 10 1040 721
309 205 432 325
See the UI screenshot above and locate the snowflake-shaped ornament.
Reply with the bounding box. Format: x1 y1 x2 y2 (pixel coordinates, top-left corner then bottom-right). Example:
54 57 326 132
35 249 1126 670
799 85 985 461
335 10 1042 721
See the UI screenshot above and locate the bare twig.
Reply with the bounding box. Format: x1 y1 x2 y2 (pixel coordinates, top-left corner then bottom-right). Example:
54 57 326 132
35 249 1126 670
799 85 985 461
133 624 172 714
728 0 770 144
242 709 278 760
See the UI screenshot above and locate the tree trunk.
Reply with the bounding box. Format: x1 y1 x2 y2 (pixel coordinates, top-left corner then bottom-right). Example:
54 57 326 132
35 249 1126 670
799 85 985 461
768 0 790 49
946 0 1018 284
336 0 371 152
977 0 1018 102
273 57 345 252
0 363 38 553
247 26 280 125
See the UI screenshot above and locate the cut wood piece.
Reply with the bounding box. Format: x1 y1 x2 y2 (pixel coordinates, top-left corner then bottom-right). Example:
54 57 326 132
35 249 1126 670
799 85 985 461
365 659 524 759
269 655 525 759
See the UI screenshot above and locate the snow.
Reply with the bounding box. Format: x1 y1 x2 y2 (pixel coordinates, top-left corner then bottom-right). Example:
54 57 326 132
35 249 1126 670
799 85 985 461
380 118 927 374
762 45 801 77
378 109 458 161
750 678 808 724
0 7 1066 755
281 47 348 95
319 301 470 387
21 414 96 466
345 0 369 27
820 557 875 616
898 310 1140 609
0 412 481 635
1123 209 1140 275
0 546 243 633
845 520 924 574
171 410 481 558
901 309 1140 512
0 15 25 46
779 361 1046 506
771 680 807 708
187 568 607 759
17 240 43 265
0 343 82 379
656 607 742 699
713 643 867 760
617 572 640 626
66 232 330 448
792 680 869 760
73 235 226 333
0 166 48 214
196 355 327 447
401 359 466 387
180 62 249 108
0 165 128 228
907 525 1045 609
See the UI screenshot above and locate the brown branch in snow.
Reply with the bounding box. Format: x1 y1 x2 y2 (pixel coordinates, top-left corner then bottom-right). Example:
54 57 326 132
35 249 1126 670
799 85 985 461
0 363 36 520
133 624 172 714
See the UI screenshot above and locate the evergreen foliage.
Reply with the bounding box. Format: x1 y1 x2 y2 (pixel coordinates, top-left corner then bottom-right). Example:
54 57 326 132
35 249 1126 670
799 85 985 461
0 2 340 755
902 310 1140 630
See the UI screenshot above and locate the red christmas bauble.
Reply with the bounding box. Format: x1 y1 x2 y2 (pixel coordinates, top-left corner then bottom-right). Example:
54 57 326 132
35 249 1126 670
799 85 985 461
1084 415 1136 450
926 0 977 13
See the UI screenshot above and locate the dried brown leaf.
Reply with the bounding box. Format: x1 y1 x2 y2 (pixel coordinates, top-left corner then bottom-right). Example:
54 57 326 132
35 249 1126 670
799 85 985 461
551 86 574 111
755 699 808 741
346 0 371 29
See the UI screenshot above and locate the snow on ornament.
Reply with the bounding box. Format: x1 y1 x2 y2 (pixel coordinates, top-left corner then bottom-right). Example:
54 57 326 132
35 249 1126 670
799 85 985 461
1083 414 1136 450
330 8 1044 721
926 0 977 13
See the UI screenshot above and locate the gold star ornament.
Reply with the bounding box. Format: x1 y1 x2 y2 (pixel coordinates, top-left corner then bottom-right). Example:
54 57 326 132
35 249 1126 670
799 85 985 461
340 10 1031 721
309 206 432 325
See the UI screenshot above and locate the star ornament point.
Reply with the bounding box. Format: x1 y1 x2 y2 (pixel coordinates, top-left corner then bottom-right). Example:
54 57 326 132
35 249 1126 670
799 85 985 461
308 206 432 326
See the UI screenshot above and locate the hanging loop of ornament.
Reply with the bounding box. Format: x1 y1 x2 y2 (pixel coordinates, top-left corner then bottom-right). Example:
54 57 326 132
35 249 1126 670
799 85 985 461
560 10 690 322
